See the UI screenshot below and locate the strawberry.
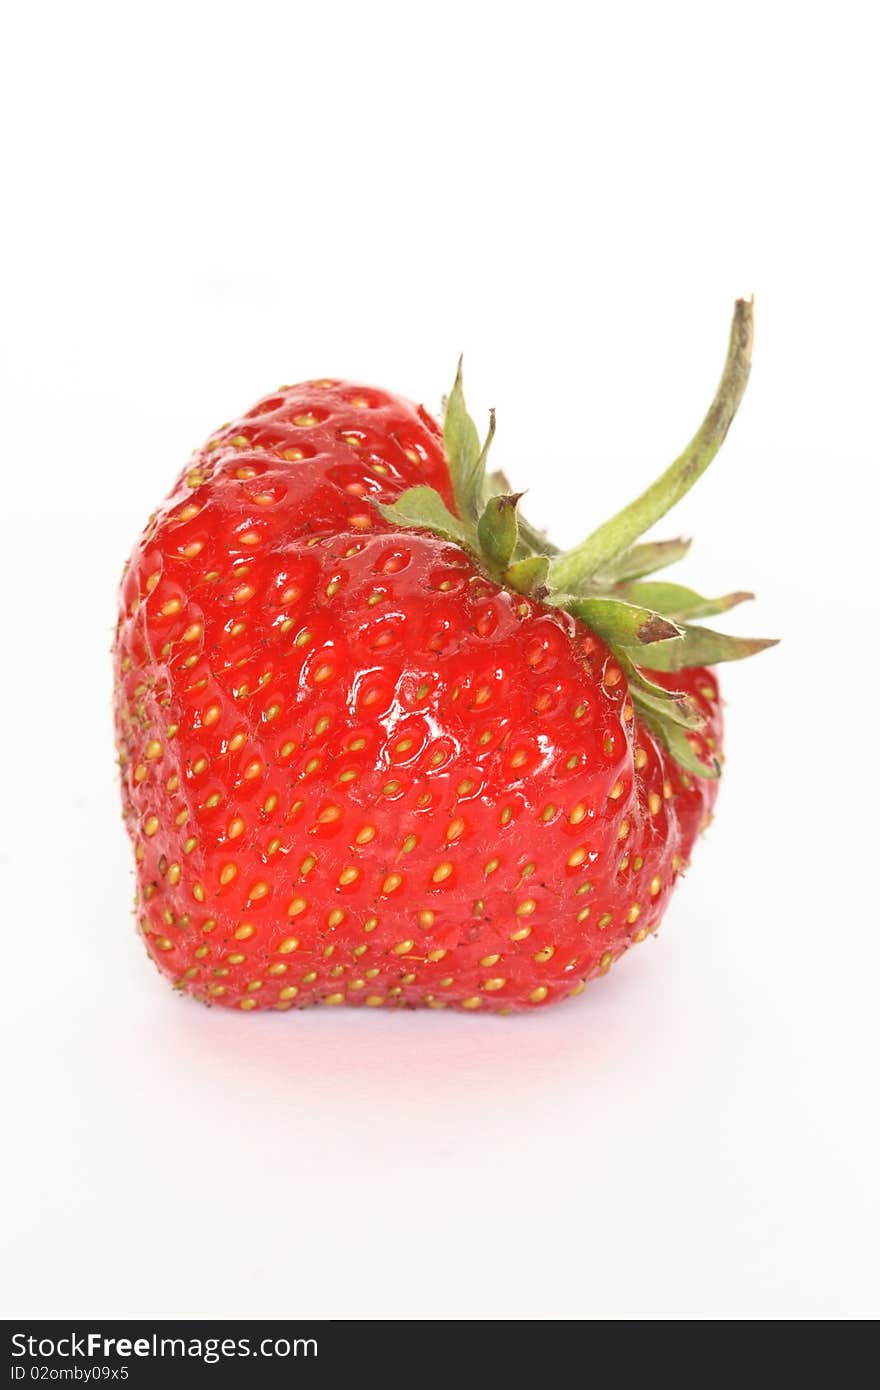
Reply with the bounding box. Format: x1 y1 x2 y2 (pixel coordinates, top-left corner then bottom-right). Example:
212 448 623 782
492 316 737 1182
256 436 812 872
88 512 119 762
114 300 774 1013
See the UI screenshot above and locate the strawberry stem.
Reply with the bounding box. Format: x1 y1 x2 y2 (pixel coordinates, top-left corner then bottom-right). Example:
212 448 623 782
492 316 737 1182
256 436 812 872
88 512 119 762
549 297 754 590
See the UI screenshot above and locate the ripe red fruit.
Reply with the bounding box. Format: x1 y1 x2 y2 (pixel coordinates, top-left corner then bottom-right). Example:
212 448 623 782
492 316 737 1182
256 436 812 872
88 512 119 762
114 301 774 1013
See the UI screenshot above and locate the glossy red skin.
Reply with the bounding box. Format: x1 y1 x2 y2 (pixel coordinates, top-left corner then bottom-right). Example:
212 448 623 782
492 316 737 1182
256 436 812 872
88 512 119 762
114 380 722 1013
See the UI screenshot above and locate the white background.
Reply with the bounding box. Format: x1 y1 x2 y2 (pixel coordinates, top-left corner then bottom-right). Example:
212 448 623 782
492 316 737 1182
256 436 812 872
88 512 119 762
2 1 877 1320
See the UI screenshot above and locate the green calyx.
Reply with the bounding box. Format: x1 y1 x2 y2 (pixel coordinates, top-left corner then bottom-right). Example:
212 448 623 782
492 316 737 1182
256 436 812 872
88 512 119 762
375 299 777 777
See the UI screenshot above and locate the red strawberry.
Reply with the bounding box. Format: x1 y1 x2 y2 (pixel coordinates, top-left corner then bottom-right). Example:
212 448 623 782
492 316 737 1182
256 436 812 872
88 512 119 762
114 300 774 1013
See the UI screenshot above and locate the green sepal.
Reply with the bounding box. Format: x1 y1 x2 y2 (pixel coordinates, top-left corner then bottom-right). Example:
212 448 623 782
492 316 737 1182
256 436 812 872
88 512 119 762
443 363 496 524
477 493 520 572
637 705 721 780
442 359 481 517
597 538 692 582
566 596 683 647
485 472 558 558
504 555 551 595
619 656 705 731
627 624 779 672
375 486 477 552
473 410 497 502
619 581 754 622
